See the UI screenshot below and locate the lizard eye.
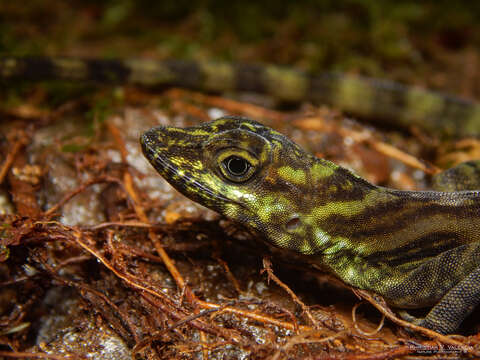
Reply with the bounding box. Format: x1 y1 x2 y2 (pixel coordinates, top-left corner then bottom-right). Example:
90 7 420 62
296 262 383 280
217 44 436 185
225 156 250 176
218 152 257 183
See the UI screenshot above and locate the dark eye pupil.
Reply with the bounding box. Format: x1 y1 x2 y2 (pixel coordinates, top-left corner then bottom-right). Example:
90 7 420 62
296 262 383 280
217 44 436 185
226 156 250 176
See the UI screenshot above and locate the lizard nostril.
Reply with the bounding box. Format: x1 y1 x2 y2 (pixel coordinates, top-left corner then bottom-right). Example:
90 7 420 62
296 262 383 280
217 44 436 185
141 127 169 149
286 217 301 231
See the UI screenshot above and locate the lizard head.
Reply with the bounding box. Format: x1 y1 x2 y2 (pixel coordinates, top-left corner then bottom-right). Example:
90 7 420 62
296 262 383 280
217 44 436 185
141 116 339 255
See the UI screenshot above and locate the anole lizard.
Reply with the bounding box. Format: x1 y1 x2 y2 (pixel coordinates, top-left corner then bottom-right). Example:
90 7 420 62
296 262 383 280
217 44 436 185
141 116 480 334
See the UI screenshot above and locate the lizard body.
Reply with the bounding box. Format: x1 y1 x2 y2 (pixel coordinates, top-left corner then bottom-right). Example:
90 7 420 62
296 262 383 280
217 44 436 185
2 56 480 137
141 116 480 334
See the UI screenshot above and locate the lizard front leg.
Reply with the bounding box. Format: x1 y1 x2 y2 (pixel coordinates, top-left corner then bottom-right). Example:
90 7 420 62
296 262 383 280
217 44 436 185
401 264 480 334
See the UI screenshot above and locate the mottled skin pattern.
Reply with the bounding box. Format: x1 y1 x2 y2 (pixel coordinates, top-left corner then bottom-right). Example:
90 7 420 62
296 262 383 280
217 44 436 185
141 116 480 334
2 56 480 137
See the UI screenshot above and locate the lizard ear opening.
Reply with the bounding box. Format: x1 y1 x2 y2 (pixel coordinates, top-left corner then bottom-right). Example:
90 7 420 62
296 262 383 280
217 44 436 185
285 217 301 232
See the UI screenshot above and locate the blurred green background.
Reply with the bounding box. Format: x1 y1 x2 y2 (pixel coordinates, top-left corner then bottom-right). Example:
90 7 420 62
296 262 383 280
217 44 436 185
2 0 480 96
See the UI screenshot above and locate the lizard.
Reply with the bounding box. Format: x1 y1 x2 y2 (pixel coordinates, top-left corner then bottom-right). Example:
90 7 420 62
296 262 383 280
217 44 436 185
141 116 480 335
1 56 480 138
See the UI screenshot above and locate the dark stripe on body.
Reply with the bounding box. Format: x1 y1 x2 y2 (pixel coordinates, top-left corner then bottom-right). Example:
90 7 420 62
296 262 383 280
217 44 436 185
321 190 479 239
265 163 376 206
315 167 376 203
363 231 463 267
